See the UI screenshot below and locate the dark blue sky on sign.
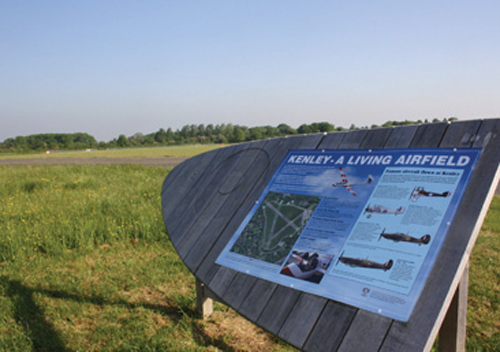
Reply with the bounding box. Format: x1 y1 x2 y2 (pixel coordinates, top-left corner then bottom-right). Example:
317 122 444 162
1 1 499 142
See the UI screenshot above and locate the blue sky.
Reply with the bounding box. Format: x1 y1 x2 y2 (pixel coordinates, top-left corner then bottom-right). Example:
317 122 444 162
1 1 499 142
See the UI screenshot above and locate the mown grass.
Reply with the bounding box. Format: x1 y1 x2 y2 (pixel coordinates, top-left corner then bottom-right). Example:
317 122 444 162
0 163 498 351
0 165 295 352
0 144 222 160
467 195 500 351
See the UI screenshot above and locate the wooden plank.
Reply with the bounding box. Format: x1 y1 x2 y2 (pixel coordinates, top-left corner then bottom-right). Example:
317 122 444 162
473 118 500 149
256 285 301 335
277 294 327 349
165 143 250 245
409 122 448 148
380 119 500 352
176 140 274 260
162 150 220 226
336 129 368 149
359 127 394 149
384 124 419 149
316 131 346 149
337 311 393 352
438 263 468 352
303 301 357 352
439 120 482 148
206 266 238 299
220 273 257 310
238 279 278 322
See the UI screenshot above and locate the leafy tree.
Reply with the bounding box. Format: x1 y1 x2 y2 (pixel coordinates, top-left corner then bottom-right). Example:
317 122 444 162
297 124 311 134
117 134 130 147
277 123 297 135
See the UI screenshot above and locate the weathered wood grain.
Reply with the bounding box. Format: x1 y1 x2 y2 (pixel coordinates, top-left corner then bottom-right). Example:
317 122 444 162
176 141 273 260
277 294 327 349
336 129 368 149
384 124 419 149
238 279 278 322
359 127 394 149
439 120 481 148
316 131 346 149
219 273 258 310
256 285 302 334
410 122 449 148
205 266 238 300
164 143 249 245
162 150 220 229
303 301 357 352
337 310 393 352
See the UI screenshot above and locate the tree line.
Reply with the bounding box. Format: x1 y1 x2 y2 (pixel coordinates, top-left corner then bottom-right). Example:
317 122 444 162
0 118 457 153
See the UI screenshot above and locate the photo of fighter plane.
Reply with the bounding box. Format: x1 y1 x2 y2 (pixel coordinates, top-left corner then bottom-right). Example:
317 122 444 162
364 204 405 218
336 251 393 271
378 228 431 245
332 167 373 196
410 186 451 202
280 250 333 283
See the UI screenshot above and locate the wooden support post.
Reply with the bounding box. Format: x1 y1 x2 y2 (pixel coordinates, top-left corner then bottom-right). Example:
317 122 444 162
438 262 469 352
196 279 214 319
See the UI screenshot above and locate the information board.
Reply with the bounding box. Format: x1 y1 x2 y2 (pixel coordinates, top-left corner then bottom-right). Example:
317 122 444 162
216 148 481 321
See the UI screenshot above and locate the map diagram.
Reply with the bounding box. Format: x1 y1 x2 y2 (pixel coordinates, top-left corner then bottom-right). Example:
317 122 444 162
230 192 321 265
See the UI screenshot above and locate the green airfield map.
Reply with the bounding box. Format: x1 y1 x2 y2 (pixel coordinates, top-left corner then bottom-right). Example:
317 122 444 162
230 192 321 265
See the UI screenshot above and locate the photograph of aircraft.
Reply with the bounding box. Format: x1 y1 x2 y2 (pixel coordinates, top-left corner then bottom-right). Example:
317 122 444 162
410 186 451 202
378 228 431 245
336 251 393 271
332 167 373 196
280 250 333 283
364 204 405 218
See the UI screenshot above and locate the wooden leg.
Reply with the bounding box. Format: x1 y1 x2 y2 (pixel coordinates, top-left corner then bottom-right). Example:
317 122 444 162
439 262 469 352
196 279 213 319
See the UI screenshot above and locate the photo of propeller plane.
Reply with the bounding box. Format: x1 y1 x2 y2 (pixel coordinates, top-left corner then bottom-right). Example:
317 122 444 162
332 167 373 196
280 250 333 283
364 204 405 218
336 251 393 271
378 228 431 245
410 186 451 202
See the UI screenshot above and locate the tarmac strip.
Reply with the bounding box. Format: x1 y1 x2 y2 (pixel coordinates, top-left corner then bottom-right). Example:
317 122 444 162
0 157 188 167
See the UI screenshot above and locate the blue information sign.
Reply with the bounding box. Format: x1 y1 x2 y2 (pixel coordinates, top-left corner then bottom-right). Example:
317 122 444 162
216 148 481 321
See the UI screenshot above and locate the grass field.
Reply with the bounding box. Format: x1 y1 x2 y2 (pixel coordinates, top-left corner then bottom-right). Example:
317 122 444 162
0 161 498 351
0 144 222 160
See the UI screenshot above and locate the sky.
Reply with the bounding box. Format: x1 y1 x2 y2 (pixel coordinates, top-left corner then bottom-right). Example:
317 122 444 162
1 1 499 142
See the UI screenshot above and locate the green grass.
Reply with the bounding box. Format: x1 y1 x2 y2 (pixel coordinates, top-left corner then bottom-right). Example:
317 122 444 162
0 164 295 352
0 144 222 160
466 195 500 351
0 163 498 351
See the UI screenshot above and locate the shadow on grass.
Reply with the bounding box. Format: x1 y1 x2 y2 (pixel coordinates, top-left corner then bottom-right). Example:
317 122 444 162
1 276 202 351
4 279 72 352
194 326 237 352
